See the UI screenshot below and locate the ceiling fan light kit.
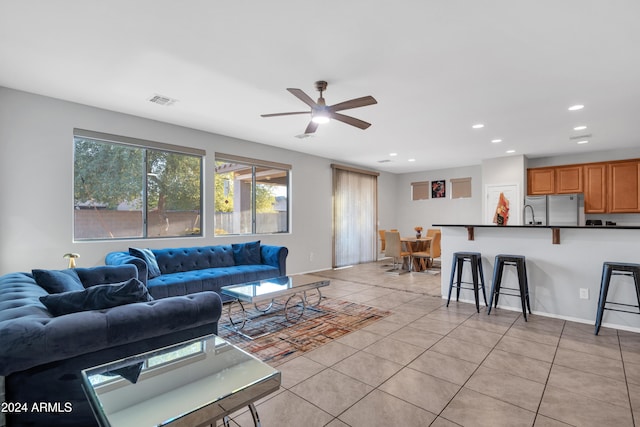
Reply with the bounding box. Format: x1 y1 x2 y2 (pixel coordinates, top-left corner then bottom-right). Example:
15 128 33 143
261 80 377 135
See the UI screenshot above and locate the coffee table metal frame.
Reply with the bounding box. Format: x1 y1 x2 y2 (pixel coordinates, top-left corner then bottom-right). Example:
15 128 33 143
81 334 280 427
221 275 330 339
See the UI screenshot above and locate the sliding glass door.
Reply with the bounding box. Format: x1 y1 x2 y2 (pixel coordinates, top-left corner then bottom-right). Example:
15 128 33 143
332 164 379 268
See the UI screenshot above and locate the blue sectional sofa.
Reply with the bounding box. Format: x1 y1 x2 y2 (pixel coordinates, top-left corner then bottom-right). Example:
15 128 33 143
0 265 222 427
105 242 289 302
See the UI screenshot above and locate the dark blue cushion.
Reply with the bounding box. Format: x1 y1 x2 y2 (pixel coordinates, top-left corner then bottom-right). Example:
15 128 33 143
32 269 84 294
39 278 153 316
129 248 161 279
232 241 261 265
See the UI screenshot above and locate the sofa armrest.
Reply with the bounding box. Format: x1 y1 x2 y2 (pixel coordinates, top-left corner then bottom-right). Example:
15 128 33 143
105 251 149 285
260 245 288 276
0 291 222 376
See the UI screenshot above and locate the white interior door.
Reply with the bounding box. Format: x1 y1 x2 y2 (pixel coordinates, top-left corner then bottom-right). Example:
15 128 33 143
485 184 521 225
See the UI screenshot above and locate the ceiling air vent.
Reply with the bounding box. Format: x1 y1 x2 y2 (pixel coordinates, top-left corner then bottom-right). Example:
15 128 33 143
295 134 314 139
378 159 392 163
148 94 177 106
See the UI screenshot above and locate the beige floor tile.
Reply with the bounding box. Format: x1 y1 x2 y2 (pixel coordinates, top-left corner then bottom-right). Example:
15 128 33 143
289 368 373 417
447 324 504 348
430 417 464 427
324 418 350 427
441 387 536 427
539 385 633 427
408 349 478 385
409 316 460 335
553 347 625 381
481 349 552 384
547 364 630 409
628 381 640 415
512 314 565 334
332 351 403 387
430 336 493 364
495 335 557 363
276 355 326 389
624 360 640 385
384 310 425 325
465 365 545 412
304 340 359 367
506 324 561 347
379 367 461 414
338 389 437 427
336 329 384 349
232 390 333 427
363 336 425 365
462 315 513 334
387 325 444 349
558 334 622 361
360 318 403 336
533 414 573 426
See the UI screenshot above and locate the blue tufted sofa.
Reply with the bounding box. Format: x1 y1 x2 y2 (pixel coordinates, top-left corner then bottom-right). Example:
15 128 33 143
0 264 222 427
105 243 289 302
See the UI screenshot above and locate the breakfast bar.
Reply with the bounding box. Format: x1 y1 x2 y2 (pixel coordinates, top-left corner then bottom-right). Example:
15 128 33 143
435 224 640 332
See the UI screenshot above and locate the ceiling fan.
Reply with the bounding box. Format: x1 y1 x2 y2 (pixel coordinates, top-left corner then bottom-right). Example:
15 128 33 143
261 81 377 134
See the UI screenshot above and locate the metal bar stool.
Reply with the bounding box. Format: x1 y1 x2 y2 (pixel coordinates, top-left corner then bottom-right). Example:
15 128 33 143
447 252 487 313
595 262 640 335
488 254 531 321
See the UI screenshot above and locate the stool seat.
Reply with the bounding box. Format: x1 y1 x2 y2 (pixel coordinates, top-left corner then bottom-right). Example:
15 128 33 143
488 254 531 321
447 252 488 313
595 262 640 335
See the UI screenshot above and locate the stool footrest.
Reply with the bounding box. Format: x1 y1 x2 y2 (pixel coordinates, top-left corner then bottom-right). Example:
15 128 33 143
603 307 640 315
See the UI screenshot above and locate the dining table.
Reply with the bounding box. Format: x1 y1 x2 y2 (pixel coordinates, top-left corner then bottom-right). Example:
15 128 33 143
400 236 433 271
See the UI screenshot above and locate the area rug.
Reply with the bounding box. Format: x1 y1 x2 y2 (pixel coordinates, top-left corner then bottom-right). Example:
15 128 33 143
218 298 390 366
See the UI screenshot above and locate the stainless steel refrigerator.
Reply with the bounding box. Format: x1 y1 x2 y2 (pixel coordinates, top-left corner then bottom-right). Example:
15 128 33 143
524 194 583 226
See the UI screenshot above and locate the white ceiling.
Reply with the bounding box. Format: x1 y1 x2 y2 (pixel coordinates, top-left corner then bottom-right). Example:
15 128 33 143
1 1 639 174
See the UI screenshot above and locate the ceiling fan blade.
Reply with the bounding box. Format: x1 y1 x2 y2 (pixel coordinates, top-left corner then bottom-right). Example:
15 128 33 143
330 112 372 130
304 121 319 134
329 96 377 112
261 111 309 117
287 88 318 108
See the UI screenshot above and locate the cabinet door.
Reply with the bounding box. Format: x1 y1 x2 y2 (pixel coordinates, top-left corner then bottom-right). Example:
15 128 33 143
584 163 607 213
527 168 555 195
608 161 640 213
556 166 583 193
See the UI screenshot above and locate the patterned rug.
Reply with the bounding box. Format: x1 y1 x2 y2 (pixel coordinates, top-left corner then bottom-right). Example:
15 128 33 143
218 298 390 366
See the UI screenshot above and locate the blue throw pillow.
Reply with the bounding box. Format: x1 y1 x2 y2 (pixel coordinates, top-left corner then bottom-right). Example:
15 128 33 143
39 278 153 316
32 269 85 294
129 247 161 279
232 241 261 265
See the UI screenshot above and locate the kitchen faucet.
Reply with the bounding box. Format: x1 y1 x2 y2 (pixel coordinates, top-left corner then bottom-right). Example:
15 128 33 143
524 204 537 225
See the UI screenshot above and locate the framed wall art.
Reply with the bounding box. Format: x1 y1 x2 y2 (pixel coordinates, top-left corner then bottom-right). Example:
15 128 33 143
431 180 446 198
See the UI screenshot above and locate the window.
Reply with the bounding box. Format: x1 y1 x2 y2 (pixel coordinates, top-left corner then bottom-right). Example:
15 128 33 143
451 177 472 199
215 153 290 235
411 181 430 200
73 129 204 240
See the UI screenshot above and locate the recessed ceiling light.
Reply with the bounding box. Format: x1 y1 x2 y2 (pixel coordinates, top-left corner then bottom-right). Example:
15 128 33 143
491 139 502 143
408 158 416 162
573 125 587 131
506 149 516 154
472 124 485 129
568 104 584 111
389 153 398 157
576 140 589 144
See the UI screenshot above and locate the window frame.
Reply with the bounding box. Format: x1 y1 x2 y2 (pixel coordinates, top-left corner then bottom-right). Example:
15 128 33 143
73 129 205 241
214 152 291 236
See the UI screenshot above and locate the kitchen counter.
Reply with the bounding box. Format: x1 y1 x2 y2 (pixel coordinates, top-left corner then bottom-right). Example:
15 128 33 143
436 224 640 332
432 223 640 244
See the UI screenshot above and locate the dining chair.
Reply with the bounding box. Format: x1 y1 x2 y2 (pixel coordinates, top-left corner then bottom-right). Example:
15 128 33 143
384 231 410 273
378 229 386 252
411 230 441 270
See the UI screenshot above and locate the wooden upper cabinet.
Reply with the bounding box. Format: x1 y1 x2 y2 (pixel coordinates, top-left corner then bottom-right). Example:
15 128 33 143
556 166 583 194
583 163 607 213
608 160 640 213
527 168 555 195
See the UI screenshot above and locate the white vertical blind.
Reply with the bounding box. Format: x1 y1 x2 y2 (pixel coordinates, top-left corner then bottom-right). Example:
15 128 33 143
332 165 379 268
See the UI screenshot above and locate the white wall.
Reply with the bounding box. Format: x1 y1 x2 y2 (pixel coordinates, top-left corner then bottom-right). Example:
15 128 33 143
0 87 396 275
394 165 482 236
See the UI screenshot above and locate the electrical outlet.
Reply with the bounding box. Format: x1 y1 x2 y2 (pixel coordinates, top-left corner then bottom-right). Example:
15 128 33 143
309 252 314 262
579 288 589 299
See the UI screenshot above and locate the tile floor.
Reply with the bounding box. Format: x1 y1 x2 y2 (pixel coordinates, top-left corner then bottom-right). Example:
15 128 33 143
226 261 640 427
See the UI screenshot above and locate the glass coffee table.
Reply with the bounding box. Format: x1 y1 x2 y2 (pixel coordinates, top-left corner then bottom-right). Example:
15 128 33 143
81 334 280 427
221 275 330 338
